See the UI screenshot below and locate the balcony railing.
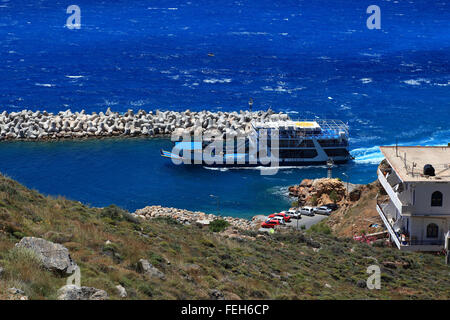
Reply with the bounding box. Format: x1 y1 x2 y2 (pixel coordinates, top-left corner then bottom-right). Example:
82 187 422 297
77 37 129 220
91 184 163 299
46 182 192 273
408 239 444 246
376 202 401 249
376 199 444 250
377 168 412 215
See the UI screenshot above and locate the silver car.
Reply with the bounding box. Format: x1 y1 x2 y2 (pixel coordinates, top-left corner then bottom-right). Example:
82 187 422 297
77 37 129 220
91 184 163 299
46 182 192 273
299 206 315 216
314 206 332 215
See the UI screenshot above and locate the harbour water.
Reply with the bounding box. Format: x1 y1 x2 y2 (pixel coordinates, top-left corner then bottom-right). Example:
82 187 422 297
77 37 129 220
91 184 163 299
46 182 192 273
0 0 448 217
0 137 377 218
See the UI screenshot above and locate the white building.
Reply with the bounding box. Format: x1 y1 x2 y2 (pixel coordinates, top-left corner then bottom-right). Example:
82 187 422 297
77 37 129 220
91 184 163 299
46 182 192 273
376 146 450 251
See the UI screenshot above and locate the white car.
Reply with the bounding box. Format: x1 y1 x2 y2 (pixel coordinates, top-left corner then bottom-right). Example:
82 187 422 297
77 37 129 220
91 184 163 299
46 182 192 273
314 206 332 215
269 216 286 224
287 208 301 219
299 206 315 216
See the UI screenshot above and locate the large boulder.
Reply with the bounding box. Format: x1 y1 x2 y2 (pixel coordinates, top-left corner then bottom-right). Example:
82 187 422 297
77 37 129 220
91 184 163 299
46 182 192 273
300 179 313 187
288 185 299 197
311 178 345 198
57 285 108 300
16 237 77 274
137 259 166 280
289 178 347 207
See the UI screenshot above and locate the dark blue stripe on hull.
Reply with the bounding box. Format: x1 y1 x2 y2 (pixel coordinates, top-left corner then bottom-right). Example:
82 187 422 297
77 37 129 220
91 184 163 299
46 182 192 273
170 159 350 168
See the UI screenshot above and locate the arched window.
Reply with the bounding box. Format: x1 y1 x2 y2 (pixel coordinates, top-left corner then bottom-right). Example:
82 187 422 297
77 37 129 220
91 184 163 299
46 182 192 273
431 191 443 207
426 223 439 238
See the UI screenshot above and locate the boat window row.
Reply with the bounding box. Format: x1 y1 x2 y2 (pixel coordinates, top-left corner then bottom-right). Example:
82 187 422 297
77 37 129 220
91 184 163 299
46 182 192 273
279 149 318 159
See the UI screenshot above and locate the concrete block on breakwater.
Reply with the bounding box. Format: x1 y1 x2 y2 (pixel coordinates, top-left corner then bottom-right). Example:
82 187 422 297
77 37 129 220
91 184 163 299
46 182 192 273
0 108 290 141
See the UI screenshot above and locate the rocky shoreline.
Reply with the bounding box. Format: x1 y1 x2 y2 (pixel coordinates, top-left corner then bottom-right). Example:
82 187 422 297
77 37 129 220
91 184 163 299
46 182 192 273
288 178 362 207
134 179 361 232
134 205 258 230
0 108 289 141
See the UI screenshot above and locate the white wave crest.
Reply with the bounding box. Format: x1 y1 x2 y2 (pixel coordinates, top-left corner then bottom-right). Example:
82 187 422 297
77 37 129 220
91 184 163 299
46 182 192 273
403 78 430 86
360 78 372 84
35 83 54 87
351 146 384 164
203 78 232 84
203 167 229 172
351 129 450 165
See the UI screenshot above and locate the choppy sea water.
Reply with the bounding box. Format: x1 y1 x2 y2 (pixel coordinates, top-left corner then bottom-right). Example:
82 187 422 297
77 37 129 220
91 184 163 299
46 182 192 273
0 0 448 217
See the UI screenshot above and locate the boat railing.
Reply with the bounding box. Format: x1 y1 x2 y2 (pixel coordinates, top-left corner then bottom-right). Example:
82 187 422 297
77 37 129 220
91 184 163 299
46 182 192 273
289 118 349 135
252 119 349 136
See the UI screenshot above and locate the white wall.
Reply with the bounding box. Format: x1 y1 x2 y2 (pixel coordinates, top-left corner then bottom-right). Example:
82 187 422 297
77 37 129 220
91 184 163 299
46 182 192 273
409 216 449 242
408 182 450 216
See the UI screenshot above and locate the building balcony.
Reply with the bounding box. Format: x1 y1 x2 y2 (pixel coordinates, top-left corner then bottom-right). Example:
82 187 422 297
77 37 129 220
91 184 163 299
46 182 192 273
377 168 412 215
376 200 444 251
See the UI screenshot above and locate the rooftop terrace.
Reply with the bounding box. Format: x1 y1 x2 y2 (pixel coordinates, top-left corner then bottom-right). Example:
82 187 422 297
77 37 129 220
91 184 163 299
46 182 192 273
380 146 450 182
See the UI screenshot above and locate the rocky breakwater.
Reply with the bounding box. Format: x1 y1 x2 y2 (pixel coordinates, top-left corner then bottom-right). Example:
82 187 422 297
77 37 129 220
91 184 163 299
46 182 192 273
134 205 257 231
0 108 289 141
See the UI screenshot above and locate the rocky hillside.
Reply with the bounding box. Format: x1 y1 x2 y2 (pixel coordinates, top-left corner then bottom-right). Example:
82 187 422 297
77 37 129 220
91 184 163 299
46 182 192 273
289 178 384 238
324 182 385 238
0 174 449 300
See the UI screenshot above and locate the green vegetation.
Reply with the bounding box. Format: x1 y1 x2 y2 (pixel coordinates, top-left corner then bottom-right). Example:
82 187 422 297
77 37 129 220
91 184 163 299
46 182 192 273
329 190 339 204
209 219 230 232
307 222 332 235
0 174 449 300
310 195 319 206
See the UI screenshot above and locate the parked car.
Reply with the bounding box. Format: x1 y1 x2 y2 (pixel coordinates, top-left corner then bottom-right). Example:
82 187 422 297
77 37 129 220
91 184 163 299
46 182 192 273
314 206 332 215
299 206 315 216
268 212 291 222
323 203 339 211
287 208 301 219
269 216 286 224
261 219 281 228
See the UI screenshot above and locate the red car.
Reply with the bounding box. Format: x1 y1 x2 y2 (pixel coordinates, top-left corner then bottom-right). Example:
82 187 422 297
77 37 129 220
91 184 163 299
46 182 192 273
268 212 291 222
261 219 281 228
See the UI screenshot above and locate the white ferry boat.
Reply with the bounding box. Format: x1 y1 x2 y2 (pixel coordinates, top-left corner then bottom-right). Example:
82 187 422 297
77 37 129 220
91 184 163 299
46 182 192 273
161 119 351 167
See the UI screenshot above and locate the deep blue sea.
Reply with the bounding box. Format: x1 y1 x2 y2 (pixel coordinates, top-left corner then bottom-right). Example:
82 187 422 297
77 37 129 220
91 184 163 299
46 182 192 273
0 0 449 218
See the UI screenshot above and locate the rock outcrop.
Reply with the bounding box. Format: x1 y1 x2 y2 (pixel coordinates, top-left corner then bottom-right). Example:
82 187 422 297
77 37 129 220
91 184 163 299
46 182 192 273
57 285 108 300
15 237 77 275
137 259 166 280
289 178 346 206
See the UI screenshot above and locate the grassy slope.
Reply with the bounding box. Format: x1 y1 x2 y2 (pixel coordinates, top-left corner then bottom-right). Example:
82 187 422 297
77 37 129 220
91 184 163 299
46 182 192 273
0 174 449 300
